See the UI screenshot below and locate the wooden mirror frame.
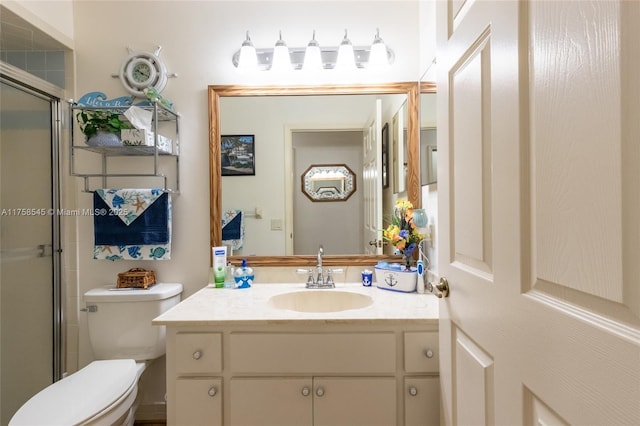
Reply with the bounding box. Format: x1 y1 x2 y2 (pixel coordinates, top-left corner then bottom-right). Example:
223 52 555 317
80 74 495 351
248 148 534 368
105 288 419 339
209 82 420 267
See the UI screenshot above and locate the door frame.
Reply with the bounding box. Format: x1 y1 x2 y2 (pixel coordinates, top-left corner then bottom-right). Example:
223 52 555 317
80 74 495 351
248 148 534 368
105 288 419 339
285 125 365 255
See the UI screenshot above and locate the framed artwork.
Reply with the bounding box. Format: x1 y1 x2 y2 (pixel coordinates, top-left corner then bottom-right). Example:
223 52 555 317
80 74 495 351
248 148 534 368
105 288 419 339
382 122 389 188
221 135 255 176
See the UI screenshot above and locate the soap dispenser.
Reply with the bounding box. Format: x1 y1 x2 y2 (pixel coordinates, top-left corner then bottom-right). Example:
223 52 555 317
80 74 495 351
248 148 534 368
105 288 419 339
234 258 254 289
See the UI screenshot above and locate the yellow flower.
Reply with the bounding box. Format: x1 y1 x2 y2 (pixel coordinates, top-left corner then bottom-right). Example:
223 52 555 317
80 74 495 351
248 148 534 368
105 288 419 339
382 199 425 260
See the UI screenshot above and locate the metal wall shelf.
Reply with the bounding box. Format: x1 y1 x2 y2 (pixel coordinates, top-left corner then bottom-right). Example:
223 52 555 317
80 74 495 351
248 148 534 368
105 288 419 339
69 101 180 193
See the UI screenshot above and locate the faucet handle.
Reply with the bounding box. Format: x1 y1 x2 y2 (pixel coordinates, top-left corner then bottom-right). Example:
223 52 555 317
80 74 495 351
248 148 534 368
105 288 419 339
297 268 315 287
325 269 335 287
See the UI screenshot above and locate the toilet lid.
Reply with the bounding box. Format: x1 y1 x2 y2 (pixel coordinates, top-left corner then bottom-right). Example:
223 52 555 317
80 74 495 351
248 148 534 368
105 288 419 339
10 359 138 426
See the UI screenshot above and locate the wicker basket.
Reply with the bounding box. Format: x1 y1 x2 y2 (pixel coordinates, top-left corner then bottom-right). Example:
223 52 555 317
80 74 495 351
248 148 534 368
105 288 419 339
117 268 156 289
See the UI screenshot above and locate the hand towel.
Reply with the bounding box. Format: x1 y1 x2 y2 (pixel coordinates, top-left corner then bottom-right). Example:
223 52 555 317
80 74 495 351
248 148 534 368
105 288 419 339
222 209 244 250
93 189 171 260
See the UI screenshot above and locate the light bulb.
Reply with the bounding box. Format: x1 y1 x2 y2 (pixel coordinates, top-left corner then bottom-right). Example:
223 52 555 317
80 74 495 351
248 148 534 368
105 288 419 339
303 30 323 72
271 30 292 72
368 28 389 69
237 31 257 71
335 29 356 71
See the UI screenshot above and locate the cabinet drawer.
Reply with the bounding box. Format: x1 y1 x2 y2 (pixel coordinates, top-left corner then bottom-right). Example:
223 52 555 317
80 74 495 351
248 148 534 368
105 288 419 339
230 332 396 374
404 332 439 373
175 332 222 374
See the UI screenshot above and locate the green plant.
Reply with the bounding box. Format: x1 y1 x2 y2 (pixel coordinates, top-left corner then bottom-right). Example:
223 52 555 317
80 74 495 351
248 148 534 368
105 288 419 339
76 110 132 139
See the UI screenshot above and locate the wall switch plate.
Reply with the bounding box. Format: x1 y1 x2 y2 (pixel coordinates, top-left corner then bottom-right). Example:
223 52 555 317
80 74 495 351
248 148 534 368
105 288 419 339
270 219 282 231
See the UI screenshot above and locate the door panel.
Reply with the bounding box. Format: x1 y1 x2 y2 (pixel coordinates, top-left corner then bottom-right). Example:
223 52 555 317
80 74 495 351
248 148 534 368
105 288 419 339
450 31 493 278
454 327 494 426
437 0 639 425
527 0 636 324
363 98 382 254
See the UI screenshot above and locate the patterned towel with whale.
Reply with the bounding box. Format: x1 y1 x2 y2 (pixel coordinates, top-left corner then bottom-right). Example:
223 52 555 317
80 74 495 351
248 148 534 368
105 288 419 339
93 189 171 260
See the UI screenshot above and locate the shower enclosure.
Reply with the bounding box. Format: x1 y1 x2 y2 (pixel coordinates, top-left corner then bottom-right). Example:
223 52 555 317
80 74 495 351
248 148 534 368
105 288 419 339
0 70 63 425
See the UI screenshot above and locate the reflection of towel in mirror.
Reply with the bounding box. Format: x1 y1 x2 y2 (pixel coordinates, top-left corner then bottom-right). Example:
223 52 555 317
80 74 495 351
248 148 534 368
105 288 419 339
93 189 171 260
222 209 244 250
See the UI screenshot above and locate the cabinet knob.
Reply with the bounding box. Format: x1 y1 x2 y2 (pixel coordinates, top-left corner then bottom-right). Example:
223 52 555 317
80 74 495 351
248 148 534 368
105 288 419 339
315 387 325 397
301 386 311 397
208 386 217 397
424 349 434 359
193 350 202 360
408 386 418 397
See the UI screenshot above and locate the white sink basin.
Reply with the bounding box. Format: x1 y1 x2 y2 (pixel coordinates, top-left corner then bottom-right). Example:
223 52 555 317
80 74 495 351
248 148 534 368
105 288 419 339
268 290 374 313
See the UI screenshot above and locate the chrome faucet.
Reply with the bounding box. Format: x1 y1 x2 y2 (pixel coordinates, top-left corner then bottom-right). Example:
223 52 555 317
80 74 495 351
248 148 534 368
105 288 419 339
316 245 324 285
296 245 342 288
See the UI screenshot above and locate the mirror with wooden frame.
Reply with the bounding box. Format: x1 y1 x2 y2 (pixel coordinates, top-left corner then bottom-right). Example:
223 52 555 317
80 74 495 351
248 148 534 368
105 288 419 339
209 83 420 267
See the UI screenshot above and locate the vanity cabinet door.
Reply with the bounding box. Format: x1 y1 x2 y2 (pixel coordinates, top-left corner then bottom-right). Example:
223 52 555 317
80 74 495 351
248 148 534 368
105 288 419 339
404 376 440 426
229 377 313 426
313 377 396 426
175 377 222 426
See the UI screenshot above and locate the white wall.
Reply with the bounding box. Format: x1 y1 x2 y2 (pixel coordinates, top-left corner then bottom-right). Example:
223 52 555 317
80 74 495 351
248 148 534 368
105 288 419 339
71 0 420 299
64 0 423 414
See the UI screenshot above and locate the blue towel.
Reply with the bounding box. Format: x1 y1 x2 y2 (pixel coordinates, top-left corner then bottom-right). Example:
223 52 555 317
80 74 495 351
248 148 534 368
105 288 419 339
222 209 244 250
94 191 169 245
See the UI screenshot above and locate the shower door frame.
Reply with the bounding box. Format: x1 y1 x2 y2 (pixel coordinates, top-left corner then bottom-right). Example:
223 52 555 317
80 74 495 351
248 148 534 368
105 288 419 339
0 61 65 382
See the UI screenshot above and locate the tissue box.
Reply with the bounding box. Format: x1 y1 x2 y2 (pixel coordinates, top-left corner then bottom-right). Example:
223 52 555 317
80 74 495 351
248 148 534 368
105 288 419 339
374 266 417 293
121 129 172 154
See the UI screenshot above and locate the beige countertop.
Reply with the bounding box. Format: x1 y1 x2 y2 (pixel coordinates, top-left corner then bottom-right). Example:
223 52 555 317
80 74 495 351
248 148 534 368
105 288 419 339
152 283 439 326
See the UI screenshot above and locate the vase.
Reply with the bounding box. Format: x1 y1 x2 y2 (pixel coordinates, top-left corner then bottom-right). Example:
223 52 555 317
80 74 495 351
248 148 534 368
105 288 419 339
86 131 122 147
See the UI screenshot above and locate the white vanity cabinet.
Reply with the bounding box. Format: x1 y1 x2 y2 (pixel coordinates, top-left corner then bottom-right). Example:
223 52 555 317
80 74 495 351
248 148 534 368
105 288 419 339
164 325 439 426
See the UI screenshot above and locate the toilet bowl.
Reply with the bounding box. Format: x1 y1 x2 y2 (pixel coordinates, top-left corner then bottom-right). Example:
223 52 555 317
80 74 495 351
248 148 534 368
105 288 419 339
9 283 183 426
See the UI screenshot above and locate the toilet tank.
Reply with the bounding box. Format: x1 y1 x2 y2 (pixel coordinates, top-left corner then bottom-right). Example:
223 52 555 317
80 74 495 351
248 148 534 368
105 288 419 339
84 283 183 360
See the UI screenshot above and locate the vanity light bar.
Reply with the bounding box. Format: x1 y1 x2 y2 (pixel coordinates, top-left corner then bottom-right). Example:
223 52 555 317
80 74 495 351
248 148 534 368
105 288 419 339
233 46 395 71
232 30 395 71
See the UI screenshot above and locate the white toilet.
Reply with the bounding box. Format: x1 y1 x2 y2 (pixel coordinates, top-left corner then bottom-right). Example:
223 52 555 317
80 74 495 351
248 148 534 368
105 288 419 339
10 282 183 426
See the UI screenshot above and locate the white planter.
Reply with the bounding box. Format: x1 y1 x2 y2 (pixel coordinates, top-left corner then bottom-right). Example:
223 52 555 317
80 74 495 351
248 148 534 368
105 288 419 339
86 131 122 147
374 266 417 293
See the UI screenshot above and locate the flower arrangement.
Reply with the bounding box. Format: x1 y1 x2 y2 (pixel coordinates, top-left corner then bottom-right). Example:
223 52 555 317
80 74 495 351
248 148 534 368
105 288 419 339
382 199 424 270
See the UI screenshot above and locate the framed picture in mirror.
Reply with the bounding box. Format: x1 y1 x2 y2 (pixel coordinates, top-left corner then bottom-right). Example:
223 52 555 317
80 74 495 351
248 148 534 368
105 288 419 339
382 122 389 188
221 135 255 176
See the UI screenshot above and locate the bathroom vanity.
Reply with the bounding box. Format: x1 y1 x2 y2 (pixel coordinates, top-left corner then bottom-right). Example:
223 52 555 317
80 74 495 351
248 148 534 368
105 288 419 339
153 283 439 426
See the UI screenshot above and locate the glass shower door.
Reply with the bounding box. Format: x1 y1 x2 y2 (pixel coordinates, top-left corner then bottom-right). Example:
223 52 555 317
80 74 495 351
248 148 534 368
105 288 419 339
0 80 59 425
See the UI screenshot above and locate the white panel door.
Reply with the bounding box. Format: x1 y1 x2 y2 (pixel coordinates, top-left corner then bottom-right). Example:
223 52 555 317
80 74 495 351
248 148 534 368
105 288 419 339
363 98 383 254
436 0 640 425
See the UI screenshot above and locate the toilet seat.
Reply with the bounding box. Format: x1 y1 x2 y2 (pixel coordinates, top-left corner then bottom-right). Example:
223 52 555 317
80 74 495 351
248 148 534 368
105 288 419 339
9 359 138 426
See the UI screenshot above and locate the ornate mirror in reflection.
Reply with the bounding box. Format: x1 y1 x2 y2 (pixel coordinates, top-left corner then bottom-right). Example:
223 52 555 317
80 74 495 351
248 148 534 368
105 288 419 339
301 164 356 202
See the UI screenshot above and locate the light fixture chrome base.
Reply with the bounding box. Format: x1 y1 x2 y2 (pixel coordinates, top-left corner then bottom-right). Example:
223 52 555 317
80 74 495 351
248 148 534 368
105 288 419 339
232 46 395 71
